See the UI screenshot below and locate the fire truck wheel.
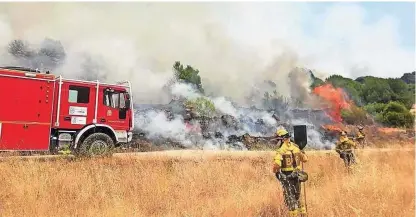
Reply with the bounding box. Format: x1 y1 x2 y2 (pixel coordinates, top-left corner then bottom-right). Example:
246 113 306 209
77 133 115 157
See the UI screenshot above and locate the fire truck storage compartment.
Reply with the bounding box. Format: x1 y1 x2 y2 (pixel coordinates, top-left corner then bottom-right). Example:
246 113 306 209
0 73 55 151
0 123 51 150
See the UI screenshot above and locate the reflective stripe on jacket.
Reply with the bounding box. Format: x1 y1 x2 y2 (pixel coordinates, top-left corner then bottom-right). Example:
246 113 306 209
274 141 306 172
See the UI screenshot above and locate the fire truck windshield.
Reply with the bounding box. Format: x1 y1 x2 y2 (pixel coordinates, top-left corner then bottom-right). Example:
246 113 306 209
104 89 128 109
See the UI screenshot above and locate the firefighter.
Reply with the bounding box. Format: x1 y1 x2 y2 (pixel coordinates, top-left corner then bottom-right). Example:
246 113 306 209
355 126 366 148
335 131 357 168
273 128 286 147
272 128 308 217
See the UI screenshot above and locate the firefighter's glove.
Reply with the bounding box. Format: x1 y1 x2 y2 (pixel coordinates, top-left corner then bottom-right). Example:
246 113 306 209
296 170 309 182
276 172 287 181
272 164 279 174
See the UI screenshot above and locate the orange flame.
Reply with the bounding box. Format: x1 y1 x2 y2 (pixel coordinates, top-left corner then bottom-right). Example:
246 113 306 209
322 124 344 132
313 83 352 123
377 127 406 134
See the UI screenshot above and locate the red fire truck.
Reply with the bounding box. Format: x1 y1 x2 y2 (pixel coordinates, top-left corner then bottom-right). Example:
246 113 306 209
0 66 134 156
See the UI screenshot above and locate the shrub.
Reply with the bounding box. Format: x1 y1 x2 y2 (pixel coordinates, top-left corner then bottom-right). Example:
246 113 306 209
382 101 407 113
380 101 415 128
382 112 414 128
341 105 369 125
185 97 216 117
364 103 386 116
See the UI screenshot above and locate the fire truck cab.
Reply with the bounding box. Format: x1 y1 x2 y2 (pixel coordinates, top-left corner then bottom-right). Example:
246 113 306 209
0 66 134 156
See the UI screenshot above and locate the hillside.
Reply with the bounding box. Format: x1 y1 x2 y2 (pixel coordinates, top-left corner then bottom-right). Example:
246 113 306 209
5 37 415 131
354 71 415 84
400 71 416 84
307 69 415 128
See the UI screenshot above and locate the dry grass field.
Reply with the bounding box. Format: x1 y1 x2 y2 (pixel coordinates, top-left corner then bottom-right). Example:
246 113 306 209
0 148 414 217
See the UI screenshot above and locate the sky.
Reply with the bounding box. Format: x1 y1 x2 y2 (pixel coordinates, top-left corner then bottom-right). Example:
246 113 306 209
224 1 415 79
304 2 414 51
0 2 414 103
305 1 415 78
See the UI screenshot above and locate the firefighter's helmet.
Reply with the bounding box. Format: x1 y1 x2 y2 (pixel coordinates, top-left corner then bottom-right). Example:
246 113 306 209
276 128 290 138
340 131 347 136
358 125 364 130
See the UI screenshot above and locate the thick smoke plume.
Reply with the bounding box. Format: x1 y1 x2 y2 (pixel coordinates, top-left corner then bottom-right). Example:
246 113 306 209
0 3 413 91
0 2 409 150
135 82 334 150
0 2 315 105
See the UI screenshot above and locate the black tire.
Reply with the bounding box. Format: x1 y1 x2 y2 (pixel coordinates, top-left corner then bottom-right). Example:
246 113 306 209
77 133 115 157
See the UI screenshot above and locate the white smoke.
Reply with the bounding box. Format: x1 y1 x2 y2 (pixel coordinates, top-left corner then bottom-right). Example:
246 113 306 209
211 97 238 117
135 110 188 145
0 2 411 150
0 2 412 105
290 119 333 149
171 82 202 100
135 82 331 150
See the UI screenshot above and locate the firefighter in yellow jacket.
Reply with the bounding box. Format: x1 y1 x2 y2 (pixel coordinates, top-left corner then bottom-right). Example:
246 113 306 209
273 128 308 217
335 131 357 167
356 126 366 148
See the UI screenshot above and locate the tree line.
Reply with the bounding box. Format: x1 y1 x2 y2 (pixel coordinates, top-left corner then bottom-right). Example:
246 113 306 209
5 38 414 128
310 72 415 128
173 61 415 128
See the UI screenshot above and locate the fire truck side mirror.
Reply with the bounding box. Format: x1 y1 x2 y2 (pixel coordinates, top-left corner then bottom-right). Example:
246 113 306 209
125 93 131 109
125 100 131 109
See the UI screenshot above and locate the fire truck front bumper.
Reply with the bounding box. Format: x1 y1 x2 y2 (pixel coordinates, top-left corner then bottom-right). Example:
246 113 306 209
127 131 133 143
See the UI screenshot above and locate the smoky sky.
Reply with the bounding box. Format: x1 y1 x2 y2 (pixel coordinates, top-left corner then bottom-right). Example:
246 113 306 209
0 2 412 104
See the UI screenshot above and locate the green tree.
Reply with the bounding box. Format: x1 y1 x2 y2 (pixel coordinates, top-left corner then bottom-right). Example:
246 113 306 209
325 75 363 105
173 61 204 93
363 103 387 116
8 38 66 71
360 77 393 104
409 84 415 107
8 39 34 59
310 78 324 89
354 76 415 108
380 101 414 128
309 71 325 89
185 97 216 117
37 38 66 69
386 78 414 108
382 101 407 113
382 112 414 128
341 105 370 125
